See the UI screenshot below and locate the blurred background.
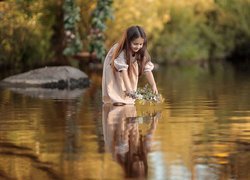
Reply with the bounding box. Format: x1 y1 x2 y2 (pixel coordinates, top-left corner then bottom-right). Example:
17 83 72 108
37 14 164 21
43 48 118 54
0 0 250 72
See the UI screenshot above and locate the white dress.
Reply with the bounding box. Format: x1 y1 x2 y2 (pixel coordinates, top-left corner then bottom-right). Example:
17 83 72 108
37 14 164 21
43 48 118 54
102 44 154 104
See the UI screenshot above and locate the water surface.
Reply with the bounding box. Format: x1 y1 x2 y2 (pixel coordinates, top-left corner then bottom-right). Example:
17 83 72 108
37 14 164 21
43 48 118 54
0 63 250 179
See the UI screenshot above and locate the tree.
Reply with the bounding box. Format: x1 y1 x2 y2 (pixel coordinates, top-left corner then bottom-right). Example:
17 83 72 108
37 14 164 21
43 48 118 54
89 0 113 61
215 0 250 64
62 0 82 56
0 0 54 68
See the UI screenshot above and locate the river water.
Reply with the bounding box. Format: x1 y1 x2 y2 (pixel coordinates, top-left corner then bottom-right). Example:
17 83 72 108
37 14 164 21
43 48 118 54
0 63 250 179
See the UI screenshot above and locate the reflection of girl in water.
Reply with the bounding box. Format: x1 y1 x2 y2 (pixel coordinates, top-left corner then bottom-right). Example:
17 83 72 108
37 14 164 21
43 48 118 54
102 105 160 178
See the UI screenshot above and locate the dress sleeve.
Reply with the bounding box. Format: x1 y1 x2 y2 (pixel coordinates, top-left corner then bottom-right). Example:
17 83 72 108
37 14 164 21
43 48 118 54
114 51 128 71
144 61 154 72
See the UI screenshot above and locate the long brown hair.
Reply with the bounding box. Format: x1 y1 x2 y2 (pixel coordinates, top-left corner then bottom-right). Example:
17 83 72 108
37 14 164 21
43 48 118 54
111 25 151 76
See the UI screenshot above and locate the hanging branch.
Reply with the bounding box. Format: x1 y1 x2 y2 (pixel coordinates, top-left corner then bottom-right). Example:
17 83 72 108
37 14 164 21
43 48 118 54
63 0 82 56
89 0 113 61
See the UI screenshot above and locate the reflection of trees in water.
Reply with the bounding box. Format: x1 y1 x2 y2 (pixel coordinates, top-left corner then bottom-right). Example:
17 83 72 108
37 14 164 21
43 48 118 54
0 142 60 179
63 99 83 159
102 105 161 178
193 134 250 179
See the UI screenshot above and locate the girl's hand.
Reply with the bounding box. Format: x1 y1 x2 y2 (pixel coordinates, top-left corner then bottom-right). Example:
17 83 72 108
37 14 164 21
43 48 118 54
125 91 136 99
145 71 158 94
152 85 158 94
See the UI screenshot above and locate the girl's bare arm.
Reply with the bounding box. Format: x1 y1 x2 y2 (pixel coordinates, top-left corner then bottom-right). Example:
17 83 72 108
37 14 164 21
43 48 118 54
120 70 133 94
145 71 158 94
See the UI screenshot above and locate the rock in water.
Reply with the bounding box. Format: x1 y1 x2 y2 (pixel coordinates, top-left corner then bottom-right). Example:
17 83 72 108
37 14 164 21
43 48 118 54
1 66 90 89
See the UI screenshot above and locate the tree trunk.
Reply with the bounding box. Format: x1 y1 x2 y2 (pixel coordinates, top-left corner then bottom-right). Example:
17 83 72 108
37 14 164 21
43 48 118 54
50 0 68 65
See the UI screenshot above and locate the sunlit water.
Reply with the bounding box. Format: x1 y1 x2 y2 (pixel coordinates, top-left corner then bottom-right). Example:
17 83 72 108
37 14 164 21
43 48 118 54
0 63 250 180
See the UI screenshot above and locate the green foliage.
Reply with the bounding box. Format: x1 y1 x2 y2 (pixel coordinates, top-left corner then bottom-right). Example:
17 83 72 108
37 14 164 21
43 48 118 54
0 0 113 68
105 0 250 64
150 0 250 64
105 0 167 51
0 0 54 68
215 0 250 61
77 1 96 52
151 5 219 63
89 0 113 60
1 0 249 69
63 0 83 56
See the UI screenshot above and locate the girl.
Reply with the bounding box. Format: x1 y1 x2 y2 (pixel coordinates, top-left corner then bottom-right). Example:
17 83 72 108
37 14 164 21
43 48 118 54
102 25 158 105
